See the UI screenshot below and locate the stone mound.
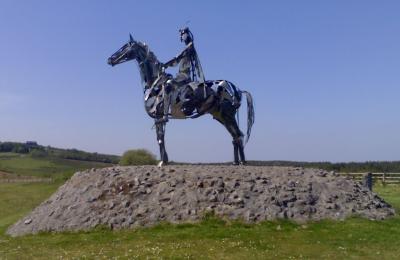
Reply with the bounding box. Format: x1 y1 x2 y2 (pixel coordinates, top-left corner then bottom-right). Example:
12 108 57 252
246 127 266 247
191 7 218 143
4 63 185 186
7 165 395 237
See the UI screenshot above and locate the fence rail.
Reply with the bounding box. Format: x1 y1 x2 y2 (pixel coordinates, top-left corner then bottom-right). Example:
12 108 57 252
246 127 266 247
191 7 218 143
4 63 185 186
340 172 400 184
0 178 53 183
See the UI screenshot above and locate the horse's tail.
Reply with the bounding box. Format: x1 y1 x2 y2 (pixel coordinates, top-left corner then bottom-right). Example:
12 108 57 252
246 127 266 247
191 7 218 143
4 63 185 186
240 90 255 144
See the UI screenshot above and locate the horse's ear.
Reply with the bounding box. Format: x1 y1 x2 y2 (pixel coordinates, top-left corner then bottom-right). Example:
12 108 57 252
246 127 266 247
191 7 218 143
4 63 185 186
129 34 134 43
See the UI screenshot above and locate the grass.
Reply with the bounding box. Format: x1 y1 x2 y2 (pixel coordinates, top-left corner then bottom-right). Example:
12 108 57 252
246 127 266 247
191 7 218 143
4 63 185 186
0 182 60 235
0 152 112 181
0 182 399 259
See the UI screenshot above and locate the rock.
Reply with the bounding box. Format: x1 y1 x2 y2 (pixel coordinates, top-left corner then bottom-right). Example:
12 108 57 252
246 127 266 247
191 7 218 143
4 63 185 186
87 197 97 203
209 195 218 202
122 200 130 208
6 165 395 237
109 202 115 210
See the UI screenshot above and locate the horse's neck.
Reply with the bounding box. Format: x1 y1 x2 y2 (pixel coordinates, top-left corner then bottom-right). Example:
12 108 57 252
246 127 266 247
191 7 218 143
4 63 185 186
136 46 159 89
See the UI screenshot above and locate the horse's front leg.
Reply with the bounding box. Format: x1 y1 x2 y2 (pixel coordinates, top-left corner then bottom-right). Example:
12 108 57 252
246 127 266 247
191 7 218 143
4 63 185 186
155 120 169 167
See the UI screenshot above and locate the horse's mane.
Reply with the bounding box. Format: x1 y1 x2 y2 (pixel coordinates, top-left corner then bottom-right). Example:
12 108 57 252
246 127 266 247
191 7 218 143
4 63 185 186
137 41 159 65
136 41 160 88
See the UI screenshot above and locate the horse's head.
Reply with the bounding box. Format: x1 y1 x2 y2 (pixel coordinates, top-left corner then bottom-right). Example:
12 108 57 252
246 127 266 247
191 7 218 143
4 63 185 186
108 34 162 89
107 34 142 66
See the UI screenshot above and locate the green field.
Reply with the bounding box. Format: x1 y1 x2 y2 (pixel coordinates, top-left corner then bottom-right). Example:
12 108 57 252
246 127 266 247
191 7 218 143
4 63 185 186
0 180 399 259
0 153 112 181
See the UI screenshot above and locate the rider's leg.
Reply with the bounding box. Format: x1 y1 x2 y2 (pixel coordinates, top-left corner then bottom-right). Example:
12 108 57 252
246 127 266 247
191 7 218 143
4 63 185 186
161 74 189 121
172 75 194 116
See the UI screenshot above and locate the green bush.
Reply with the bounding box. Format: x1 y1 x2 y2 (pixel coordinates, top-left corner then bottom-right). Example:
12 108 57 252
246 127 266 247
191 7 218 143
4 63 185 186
119 149 157 166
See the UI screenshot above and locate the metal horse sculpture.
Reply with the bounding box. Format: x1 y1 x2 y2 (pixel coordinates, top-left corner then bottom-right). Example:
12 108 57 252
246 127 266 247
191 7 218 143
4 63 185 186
108 35 254 166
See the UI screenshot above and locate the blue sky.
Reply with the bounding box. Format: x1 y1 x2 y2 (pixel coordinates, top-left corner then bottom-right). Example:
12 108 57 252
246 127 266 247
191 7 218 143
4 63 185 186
1 1 399 162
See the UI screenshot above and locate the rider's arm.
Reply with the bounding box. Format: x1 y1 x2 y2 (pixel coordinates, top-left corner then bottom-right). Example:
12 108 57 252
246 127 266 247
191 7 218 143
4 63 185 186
163 42 193 68
163 56 180 68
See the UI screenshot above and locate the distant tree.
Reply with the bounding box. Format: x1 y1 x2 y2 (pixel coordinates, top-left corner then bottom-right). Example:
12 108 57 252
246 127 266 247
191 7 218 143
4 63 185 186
11 144 29 153
120 149 157 166
247 160 400 173
0 142 15 152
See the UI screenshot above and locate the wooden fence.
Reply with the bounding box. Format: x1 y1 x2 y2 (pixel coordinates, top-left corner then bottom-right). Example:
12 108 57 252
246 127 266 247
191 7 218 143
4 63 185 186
0 178 53 183
340 172 400 184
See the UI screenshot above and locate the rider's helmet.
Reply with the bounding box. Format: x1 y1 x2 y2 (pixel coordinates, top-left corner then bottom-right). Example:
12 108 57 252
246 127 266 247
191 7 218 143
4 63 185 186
179 27 194 45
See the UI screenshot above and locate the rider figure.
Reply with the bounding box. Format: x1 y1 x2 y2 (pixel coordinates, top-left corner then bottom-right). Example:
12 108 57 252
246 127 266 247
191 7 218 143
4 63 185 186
159 27 205 121
163 27 205 85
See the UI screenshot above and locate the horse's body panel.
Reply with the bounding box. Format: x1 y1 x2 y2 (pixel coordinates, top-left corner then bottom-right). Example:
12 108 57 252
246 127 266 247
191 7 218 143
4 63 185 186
108 37 254 165
144 79 242 120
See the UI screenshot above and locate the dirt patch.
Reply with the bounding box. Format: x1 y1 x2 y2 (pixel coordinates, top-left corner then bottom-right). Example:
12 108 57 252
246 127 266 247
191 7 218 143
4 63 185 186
7 165 395 237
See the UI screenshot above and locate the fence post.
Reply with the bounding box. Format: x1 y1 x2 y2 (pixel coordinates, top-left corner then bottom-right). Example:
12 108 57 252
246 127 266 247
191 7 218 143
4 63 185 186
363 172 373 191
382 172 386 185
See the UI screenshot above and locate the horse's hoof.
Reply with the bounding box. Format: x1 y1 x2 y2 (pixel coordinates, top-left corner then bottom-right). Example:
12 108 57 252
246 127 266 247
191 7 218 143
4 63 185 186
157 161 169 167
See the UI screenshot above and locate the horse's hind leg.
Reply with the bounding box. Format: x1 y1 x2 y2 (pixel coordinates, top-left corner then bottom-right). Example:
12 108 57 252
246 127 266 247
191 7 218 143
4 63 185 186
229 124 246 165
212 115 239 164
155 121 168 166
229 125 246 165
233 141 239 165
238 139 246 164
212 103 246 165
